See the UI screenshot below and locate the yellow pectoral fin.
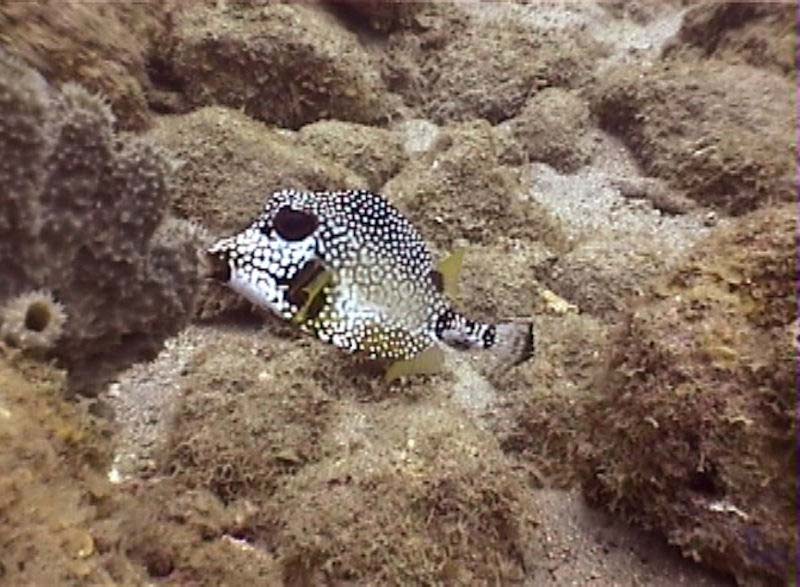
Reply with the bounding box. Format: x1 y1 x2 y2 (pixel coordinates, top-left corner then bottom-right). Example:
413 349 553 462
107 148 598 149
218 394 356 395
385 346 445 383
291 269 333 325
437 248 465 298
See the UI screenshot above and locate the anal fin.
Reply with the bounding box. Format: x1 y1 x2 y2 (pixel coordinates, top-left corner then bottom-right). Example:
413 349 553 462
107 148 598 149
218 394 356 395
385 346 445 383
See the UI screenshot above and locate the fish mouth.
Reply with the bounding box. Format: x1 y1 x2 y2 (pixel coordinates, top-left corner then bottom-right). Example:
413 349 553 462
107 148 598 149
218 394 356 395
200 249 232 283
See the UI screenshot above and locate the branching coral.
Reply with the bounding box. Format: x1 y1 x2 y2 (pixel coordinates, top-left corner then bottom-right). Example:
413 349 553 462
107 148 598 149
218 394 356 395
0 49 202 391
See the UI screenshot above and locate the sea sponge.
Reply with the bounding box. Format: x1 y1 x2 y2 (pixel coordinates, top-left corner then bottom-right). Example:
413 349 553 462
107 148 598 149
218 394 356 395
0 49 202 391
0 291 67 352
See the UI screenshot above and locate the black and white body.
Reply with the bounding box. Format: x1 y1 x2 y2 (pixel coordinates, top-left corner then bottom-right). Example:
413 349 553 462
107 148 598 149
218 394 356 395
206 189 534 378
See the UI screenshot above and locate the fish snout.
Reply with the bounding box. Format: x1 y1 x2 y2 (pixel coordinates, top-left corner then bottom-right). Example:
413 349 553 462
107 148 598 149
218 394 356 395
200 247 232 283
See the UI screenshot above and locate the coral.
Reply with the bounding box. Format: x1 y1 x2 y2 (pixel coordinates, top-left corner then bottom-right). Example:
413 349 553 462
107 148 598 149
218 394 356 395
0 50 201 391
297 120 408 191
383 120 568 254
496 88 594 173
0 290 67 352
147 106 366 236
581 203 796 584
169 3 392 129
591 60 795 214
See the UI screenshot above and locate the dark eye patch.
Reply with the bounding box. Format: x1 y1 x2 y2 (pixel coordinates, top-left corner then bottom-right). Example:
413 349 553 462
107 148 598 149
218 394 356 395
273 207 319 241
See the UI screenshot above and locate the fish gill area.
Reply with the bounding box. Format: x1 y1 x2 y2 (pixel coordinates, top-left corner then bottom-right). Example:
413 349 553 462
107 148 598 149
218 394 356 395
0 1 795 585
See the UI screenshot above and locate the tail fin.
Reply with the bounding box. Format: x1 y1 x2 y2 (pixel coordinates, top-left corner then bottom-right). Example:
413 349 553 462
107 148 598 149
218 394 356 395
492 321 535 366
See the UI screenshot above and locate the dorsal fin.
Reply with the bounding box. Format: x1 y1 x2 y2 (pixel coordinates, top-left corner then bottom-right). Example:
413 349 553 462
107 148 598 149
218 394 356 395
437 249 464 297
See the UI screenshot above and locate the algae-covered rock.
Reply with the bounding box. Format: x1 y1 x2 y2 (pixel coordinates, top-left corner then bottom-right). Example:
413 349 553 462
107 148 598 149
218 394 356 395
383 120 567 253
148 107 365 235
0 2 176 130
272 400 539 584
497 311 608 489
497 88 594 173
161 325 541 584
591 60 795 214
0 51 201 391
581 203 796 585
297 119 408 191
0 356 126 585
324 0 425 32
170 3 390 129
456 242 553 325
665 2 795 77
420 19 602 124
535 237 667 319
163 332 332 504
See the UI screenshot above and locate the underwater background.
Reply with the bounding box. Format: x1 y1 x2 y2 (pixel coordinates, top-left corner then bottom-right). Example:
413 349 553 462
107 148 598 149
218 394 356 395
0 1 795 585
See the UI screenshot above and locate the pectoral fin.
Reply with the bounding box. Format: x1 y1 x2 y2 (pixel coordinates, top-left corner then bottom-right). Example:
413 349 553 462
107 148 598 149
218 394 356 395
291 267 333 325
385 346 445 383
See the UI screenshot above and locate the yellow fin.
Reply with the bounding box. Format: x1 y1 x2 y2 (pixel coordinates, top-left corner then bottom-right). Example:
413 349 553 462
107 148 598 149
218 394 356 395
437 248 464 297
385 346 445 383
291 269 333 325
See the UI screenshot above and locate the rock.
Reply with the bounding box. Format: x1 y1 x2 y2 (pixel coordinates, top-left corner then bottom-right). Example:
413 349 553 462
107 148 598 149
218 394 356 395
591 60 795 214
419 18 603 124
147 106 365 235
610 176 697 215
323 0 425 32
161 326 541 584
457 242 553 324
0 2 176 130
169 3 390 129
383 120 568 253
393 118 442 158
496 311 609 488
163 332 332 504
665 2 795 77
271 397 540 583
534 235 672 320
297 120 407 191
581 203 796 585
497 88 594 173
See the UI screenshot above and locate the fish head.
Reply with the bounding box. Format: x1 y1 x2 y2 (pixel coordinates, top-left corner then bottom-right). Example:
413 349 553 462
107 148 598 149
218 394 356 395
204 198 323 319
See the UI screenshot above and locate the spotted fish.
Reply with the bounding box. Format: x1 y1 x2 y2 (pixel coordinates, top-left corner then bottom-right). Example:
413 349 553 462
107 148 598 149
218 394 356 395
205 189 533 380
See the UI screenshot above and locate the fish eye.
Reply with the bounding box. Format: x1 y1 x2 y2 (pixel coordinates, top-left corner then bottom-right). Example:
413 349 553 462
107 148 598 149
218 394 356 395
273 207 319 241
